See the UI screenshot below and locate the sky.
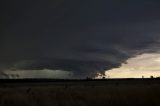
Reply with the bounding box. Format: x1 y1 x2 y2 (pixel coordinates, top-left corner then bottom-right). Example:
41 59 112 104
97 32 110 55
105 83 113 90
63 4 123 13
96 53 160 78
1 0 160 78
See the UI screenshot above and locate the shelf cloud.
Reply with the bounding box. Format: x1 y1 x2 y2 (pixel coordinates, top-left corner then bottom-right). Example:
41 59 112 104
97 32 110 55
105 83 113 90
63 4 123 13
1 0 160 78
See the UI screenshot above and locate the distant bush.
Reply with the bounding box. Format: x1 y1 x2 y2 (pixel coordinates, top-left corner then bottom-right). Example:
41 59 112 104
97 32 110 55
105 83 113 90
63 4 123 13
150 76 154 79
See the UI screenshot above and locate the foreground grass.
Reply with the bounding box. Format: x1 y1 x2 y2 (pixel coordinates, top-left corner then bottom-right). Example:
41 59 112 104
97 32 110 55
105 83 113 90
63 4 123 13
0 80 159 106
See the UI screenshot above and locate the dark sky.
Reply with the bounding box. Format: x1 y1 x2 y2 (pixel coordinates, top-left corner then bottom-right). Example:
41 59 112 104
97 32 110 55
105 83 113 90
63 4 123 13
1 0 160 78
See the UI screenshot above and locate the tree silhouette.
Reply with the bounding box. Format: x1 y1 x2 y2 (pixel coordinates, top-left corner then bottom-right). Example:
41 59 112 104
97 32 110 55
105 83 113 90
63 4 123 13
150 75 154 79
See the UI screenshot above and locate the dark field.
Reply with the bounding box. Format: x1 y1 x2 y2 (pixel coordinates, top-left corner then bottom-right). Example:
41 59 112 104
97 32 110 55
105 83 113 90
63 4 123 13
0 79 160 106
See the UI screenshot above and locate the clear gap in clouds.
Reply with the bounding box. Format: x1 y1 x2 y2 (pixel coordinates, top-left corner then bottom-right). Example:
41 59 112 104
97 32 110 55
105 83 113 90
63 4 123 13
99 53 160 78
1 69 73 79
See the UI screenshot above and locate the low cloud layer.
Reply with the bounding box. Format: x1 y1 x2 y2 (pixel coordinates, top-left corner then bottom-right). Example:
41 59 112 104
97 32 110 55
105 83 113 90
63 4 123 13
1 0 160 78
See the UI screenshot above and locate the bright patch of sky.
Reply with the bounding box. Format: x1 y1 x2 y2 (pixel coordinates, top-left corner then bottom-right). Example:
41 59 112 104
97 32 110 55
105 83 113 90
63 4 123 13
103 53 160 78
2 69 73 79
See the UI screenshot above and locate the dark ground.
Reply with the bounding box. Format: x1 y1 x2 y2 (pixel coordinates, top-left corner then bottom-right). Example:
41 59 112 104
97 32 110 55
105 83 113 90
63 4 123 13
0 78 159 106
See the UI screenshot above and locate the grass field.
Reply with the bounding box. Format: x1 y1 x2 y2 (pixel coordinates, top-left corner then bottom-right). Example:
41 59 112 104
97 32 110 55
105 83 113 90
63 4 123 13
0 79 160 106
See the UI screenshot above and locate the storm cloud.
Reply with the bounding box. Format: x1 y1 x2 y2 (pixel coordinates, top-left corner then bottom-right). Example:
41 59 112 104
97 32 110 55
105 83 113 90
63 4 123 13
1 0 160 78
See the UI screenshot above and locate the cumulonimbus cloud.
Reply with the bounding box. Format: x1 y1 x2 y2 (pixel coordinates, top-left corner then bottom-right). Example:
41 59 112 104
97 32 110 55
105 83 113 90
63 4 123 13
1 0 160 78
